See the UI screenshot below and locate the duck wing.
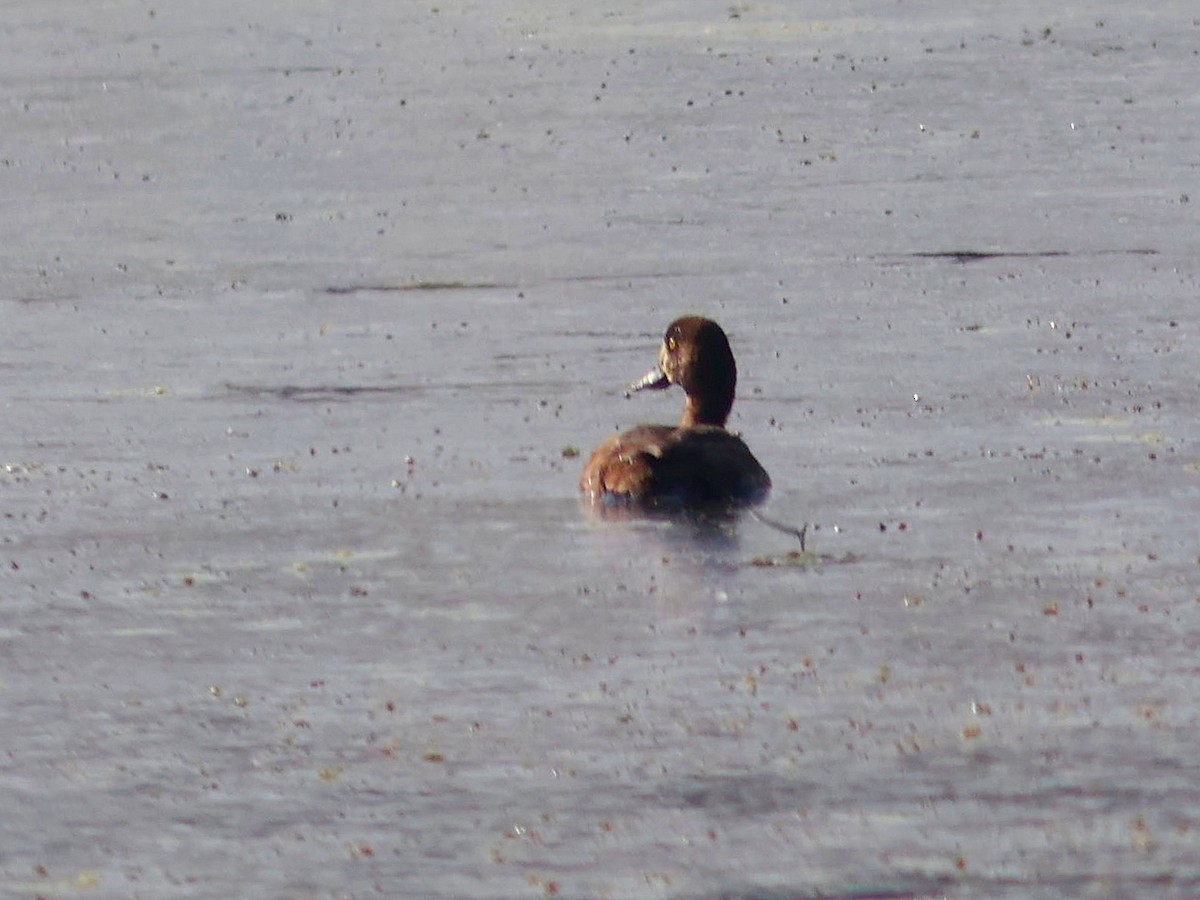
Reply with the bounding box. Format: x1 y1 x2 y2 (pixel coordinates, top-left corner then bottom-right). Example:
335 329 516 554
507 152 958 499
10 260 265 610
579 425 677 498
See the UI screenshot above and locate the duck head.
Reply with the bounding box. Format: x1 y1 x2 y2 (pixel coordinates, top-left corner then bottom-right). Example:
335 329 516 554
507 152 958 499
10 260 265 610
625 316 737 428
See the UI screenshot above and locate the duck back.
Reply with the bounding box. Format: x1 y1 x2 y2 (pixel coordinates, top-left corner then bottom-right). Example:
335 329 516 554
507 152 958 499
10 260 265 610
580 424 770 507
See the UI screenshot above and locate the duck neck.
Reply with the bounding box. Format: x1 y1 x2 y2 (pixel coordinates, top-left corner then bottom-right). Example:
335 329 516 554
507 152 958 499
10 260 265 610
680 392 733 428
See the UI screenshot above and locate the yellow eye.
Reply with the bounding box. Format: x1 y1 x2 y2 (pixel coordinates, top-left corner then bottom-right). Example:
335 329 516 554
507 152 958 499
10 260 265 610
666 336 677 351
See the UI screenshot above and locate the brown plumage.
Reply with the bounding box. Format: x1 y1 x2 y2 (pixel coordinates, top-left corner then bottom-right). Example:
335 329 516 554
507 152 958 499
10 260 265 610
580 316 771 507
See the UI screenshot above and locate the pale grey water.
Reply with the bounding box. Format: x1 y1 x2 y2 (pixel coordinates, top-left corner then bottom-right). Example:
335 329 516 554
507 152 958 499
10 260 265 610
2 2 1199 898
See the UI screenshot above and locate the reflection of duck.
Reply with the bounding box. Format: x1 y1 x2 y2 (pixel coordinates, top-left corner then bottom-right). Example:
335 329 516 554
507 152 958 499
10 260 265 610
580 316 771 507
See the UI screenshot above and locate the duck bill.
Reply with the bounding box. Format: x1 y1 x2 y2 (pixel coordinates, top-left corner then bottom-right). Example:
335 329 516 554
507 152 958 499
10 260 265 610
624 366 670 398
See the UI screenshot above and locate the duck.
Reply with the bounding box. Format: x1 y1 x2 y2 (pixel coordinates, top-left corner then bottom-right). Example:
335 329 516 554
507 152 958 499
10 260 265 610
580 316 771 507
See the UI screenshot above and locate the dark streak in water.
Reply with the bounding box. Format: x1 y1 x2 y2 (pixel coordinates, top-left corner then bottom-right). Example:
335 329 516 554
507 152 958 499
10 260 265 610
324 281 514 294
222 380 567 402
222 382 426 402
900 248 1157 264
325 271 692 295
9 296 77 305
914 250 1068 263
